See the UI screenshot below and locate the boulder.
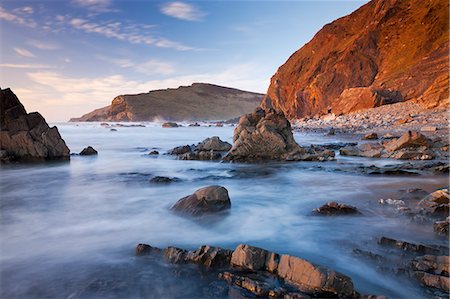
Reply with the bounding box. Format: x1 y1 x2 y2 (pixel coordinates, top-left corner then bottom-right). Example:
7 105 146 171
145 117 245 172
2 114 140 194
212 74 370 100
79 146 98 156
411 255 449 276
186 245 233 268
0 88 70 162
231 244 279 272
362 133 378 140
163 247 188 263
223 108 334 162
197 136 232 152
148 150 159 155
312 202 360 216
384 131 431 152
171 185 231 216
434 217 449 236
277 254 355 297
168 136 231 161
135 243 161 256
417 188 449 217
414 271 449 292
162 122 179 128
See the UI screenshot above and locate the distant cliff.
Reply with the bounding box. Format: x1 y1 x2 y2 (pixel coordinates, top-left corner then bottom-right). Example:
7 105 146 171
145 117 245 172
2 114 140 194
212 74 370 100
262 0 449 118
70 83 264 122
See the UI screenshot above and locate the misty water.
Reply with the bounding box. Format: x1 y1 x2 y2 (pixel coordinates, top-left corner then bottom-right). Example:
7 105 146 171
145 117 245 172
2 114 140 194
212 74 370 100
0 123 447 299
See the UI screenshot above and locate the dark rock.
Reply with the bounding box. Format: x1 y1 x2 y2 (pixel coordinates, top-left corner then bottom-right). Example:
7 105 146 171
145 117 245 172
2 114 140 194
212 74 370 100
162 122 179 128
197 136 232 152
168 136 231 161
186 245 233 268
79 146 98 156
135 243 161 256
189 122 200 127
149 176 179 183
148 150 159 155
171 185 231 217
163 247 188 263
223 108 334 162
219 271 283 298
0 88 70 162
434 217 449 236
168 145 192 155
362 133 378 140
414 271 450 292
352 249 386 264
312 202 360 216
377 237 441 255
326 128 335 136
411 255 449 276
417 188 449 217
110 128 117 131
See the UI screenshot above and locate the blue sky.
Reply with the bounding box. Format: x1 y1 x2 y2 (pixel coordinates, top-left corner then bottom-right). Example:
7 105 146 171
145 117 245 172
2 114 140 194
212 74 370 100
0 0 367 121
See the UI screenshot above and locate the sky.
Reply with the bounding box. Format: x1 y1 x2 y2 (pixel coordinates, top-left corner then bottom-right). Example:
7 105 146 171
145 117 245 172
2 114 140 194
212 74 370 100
0 0 367 122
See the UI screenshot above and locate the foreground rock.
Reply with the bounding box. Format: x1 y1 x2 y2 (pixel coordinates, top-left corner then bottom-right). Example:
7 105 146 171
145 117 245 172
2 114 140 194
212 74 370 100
136 243 359 298
0 88 70 162
223 108 334 162
411 255 450 292
417 188 449 217
313 202 360 216
340 131 445 160
168 136 231 160
79 146 98 156
171 185 231 217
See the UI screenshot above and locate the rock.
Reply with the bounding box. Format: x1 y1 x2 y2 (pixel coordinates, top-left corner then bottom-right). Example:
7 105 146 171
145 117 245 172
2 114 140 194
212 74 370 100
171 185 231 216
135 243 161 256
163 247 188 263
79 146 98 156
231 244 279 272
186 245 233 268
110 128 117 131
162 122 179 128
277 254 355 297
0 88 70 162
197 136 232 152
219 271 283 298
168 136 231 161
384 131 431 152
148 150 159 155
377 237 442 255
421 126 437 132
312 202 360 216
417 188 449 217
326 127 335 136
362 133 378 140
378 198 405 206
149 176 179 183
434 217 449 236
411 255 449 276
189 122 200 127
223 108 334 162
414 271 450 292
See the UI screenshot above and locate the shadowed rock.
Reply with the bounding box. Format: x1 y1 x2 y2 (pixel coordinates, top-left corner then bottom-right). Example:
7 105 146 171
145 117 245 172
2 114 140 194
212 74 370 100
79 146 98 156
313 202 360 216
168 136 231 161
162 122 179 128
171 185 231 217
0 88 70 162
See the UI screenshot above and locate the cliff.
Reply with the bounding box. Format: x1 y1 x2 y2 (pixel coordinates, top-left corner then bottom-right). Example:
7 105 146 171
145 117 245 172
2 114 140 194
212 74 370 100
71 83 264 122
261 0 449 118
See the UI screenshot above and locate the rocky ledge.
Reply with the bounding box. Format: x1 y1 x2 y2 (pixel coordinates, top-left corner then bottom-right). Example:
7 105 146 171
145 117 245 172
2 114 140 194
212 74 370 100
136 243 366 298
0 88 70 162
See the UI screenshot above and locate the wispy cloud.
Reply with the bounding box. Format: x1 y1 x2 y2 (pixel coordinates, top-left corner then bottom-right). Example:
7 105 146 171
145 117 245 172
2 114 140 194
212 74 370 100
72 0 115 13
0 6 37 28
13 6 34 14
100 56 176 75
27 39 60 50
161 2 205 21
0 63 55 69
13 47 36 58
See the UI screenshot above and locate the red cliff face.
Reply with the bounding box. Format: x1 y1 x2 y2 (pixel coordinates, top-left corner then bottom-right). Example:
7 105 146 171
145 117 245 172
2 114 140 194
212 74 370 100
262 0 449 118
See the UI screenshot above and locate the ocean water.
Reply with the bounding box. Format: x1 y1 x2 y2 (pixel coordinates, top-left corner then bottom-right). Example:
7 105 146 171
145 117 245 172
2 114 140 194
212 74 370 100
0 123 447 298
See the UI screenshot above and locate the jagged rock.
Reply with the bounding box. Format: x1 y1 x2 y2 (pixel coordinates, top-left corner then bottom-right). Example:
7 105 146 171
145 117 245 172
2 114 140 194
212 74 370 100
79 146 98 156
384 131 431 152
164 247 188 263
219 271 284 298
171 185 231 216
411 255 449 276
149 176 179 183
148 150 159 155
417 188 449 217
223 108 334 162
186 245 233 268
312 202 360 216
168 136 231 161
414 271 450 292
362 133 378 140
377 237 442 255
162 122 179 128
277 254 355 297
135 243 161 256
0 88 70 162
434 217 449 236
231 244 279 272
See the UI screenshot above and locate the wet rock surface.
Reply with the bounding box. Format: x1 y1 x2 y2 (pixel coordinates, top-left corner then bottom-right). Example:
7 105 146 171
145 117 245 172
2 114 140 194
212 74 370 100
171 185 231 217
0 88 70 162
223 108 335 162
149 176 180 183
168 136 231 161
312 202 360 216
79 146 98 156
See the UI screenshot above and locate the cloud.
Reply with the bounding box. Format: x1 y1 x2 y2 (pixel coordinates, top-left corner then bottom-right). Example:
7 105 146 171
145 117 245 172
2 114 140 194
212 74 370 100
72 0 115 13
161 2 205 21
0 6 37 28
27 40 60 50
13 6 34 14
0 63 55 69
102 57 176 75
13 47 36 58
69 17 195 50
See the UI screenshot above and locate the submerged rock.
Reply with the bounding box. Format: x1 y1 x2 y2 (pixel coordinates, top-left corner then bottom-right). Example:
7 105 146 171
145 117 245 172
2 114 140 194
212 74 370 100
162 122 179 128
223 108 334 162
0 88 70 162
312 202 360 216
149 176 179 183
377 237 443 255
148 150 159 155
79 146 98 156
171 185 231 216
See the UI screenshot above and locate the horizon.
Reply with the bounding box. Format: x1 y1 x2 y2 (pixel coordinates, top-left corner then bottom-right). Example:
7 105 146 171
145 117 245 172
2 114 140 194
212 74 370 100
1 0 367 122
